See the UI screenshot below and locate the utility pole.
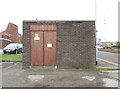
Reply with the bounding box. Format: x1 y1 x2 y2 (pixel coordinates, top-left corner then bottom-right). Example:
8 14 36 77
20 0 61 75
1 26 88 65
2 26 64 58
104 16 106 42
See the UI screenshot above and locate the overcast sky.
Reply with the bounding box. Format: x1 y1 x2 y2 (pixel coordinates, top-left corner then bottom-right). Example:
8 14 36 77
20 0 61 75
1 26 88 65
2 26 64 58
0 0 119 42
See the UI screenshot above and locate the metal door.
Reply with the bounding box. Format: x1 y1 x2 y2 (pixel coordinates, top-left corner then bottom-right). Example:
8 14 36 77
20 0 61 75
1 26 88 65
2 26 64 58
44 31 56 66
30 31 43 66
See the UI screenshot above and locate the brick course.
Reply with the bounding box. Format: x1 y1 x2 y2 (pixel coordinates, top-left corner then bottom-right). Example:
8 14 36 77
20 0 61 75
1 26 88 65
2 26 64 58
57 22 96 68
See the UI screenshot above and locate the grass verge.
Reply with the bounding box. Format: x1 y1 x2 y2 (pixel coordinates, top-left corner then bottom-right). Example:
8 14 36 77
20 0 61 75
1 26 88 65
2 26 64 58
0 54 22 61
98 48 120 53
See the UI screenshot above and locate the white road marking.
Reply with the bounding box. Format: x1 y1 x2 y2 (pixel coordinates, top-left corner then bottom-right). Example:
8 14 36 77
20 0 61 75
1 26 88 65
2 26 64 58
97 67 119 70
101 70 119 73
4 62 19 69
98 58 120 67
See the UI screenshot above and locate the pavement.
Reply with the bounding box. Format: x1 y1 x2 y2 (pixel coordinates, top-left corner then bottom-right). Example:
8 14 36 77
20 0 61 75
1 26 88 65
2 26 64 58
1 62 120 88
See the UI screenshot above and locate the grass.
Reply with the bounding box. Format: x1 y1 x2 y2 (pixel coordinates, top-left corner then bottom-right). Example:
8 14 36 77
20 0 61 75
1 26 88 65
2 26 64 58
98 46 120 53
0 54 22 61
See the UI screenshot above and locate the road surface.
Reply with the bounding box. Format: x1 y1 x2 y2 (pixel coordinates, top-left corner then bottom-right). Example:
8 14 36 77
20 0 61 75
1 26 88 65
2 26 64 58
97 51 119 81
98 51 120 64
98 51 120 68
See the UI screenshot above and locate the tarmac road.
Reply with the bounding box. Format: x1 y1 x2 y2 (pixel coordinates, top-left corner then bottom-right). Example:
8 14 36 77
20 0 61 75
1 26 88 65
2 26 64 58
98 51 120 68
98 51 120 64
97 51 120 83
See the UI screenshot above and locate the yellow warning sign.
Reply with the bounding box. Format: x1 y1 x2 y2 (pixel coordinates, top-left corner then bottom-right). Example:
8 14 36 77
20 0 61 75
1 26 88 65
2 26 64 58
34 34 40 40
35 34 38 37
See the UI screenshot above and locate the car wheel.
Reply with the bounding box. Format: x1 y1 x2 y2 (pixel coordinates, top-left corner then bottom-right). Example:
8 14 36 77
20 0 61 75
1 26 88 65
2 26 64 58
17 50 20 54
14 50 17 54
21 49 23 53
4 51 6 54
16 50 19 54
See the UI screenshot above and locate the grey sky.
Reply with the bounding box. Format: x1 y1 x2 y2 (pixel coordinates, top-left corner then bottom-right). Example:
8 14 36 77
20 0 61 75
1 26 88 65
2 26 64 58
0 0 118 42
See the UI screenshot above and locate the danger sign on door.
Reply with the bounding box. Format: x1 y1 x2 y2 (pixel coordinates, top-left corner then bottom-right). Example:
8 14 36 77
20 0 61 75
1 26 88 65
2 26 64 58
34 34 40 40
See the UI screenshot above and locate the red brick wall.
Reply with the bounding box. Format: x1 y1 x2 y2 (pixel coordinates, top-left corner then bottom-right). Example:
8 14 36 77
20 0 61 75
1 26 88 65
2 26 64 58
2 34 9 39
0 39 11 49
6 23 18 43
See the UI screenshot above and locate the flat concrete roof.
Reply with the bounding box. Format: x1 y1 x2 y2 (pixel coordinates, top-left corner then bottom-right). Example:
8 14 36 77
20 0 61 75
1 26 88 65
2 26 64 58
23 20 95 24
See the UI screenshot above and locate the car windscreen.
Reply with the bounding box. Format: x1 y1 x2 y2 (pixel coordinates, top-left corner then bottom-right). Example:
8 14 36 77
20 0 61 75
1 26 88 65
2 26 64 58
5 44 17 49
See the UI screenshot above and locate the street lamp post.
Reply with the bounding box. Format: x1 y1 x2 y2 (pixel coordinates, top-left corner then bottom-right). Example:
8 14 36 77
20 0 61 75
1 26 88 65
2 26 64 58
95 0 98 65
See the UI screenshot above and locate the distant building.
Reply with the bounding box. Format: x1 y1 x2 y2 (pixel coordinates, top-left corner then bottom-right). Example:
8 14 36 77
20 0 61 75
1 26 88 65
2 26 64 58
114 42 120 47
101 42 112 48
0 31 11 49
100 42 120 48
18 33 23 43
0 22 22 49
5 22 18 42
